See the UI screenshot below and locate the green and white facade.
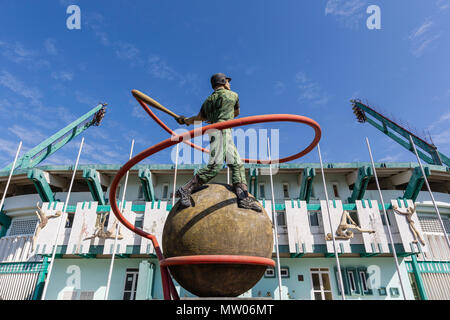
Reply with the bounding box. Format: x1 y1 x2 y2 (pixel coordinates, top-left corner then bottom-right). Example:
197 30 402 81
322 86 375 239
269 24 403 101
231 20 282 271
0 163 449 300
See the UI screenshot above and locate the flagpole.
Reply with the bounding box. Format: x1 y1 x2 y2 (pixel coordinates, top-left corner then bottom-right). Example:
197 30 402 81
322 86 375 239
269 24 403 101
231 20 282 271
104 139 135 300
0 141 22 212
408 135 450 249
317 143 346 300
41 137 85 300
172 143 179 206
267 137 283 300
365 137 407 299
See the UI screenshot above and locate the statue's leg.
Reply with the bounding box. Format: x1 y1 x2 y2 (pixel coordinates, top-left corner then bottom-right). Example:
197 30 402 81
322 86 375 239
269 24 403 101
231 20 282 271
223 129 261 212
410 224 425 245
177 131 222 208
354 226 376 234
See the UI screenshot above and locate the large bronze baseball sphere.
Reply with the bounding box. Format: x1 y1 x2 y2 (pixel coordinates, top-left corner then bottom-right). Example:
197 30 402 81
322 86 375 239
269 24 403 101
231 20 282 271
162 183 274 297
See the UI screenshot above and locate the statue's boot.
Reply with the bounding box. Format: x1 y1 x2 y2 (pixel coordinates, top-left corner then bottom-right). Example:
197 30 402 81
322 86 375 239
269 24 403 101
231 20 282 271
234 183 262 212
176 174 203 208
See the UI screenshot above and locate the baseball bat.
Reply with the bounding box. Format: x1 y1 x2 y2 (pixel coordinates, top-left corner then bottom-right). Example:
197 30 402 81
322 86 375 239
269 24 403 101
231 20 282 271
132 89 182 120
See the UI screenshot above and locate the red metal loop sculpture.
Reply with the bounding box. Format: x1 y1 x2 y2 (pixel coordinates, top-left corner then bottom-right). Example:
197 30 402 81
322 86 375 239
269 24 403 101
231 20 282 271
109 92 322 300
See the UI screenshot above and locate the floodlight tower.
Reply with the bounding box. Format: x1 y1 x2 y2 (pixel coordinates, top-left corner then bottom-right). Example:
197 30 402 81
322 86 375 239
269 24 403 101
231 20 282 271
351 99 450 168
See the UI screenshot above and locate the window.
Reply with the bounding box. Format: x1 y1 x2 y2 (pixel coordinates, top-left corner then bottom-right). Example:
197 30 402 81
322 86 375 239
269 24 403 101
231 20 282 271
390 287 400 298
162 184 169 199
116 185 122 199
347 270 356 292
123 269 139 300
332 183 340 198
282 183 289 199
280 267 290 278
419 216 450 234
61 291 77 300
310 268 333 300
79 291 95 300
359 271 368 292
7 218 38 236
276 211 286 227
102 213 110 232
65 213 75 228
137 185 144 200
264 267 289 278
264 267 275 278
259 184 265 199
349 211 359 226
134 213 144 229
308 211 320 227
381 212 391 226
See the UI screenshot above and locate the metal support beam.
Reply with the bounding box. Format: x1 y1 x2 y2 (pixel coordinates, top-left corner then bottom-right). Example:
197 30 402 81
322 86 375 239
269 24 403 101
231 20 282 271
2 104 106 172
402 166 430 202
352 100 449 167
248 167 258 199
299 167 315 202
138 168 155 202
27 168 55 203
32 256 49 300
83 168 107 205
347 166 373 203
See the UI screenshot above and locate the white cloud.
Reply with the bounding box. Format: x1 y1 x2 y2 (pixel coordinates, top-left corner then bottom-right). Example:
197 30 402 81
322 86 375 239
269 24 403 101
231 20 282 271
44 38 58 55
273 81 286 95
132 104 148 120
7 124 46 145
325 0 367 29
0 138 22 159
409 19 441 57
0 41 35 63
148 55 179 80
115 42 140 61
436 0 450 9
295 72 329 105
0 70 43 107
75 91 98 106
56 106 77 123
51 71 74 81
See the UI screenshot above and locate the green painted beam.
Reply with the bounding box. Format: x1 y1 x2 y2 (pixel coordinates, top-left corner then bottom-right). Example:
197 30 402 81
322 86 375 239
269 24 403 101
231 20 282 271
2 104 106 172
32 257 48 300
82 168 106 205
366 117 434 164
410 255 428 300
348 166 373 203
65 202 396 214
248 167 258 199
3 161 447 178
0 211 12 238
403 166 430 202
138 168 155 202
27 168 55 203
299 167 315 202
352 100 449 167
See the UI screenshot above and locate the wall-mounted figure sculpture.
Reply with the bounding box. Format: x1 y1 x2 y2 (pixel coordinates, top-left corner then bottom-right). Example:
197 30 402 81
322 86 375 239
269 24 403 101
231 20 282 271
326 210 376 241
392 204 425 246
32 202 63 251
84 212 124 241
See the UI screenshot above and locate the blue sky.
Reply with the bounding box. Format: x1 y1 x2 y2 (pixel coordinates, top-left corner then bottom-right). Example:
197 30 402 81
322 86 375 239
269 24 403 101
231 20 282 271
0 0 449 168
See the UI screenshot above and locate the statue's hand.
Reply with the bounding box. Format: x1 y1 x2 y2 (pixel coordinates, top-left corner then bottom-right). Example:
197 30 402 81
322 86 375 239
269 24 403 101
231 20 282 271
176 116 186 125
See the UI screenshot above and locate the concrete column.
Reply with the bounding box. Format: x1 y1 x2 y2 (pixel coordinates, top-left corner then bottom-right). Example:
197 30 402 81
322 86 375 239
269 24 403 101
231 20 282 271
135 260 155 300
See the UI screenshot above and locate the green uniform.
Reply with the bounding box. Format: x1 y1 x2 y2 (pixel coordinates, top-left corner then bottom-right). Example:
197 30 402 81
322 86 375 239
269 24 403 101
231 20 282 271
196 88 247 185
